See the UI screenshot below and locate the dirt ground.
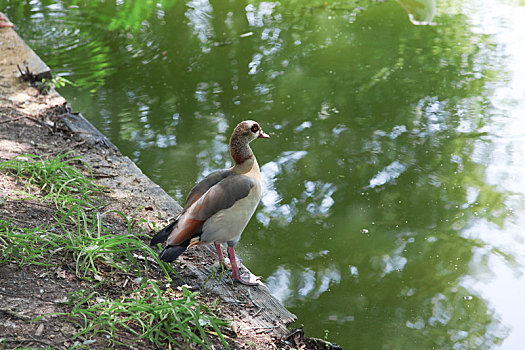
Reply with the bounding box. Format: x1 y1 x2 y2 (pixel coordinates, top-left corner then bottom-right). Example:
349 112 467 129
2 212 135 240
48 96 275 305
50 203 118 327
0 27 341 350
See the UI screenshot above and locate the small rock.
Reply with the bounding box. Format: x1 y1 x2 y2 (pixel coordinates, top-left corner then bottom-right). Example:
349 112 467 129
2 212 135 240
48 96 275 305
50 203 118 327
35 323 44 336
56 268 67 279
53 296 69 304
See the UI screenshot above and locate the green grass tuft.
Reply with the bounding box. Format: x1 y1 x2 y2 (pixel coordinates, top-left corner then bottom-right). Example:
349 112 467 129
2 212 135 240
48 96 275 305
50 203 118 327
0 153 229 349
0 219 67 267
0 152 101 207
67 282 229 348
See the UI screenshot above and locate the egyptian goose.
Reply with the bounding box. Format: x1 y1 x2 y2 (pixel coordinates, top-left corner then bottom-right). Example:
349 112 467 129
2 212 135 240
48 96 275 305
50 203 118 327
151 120 269 285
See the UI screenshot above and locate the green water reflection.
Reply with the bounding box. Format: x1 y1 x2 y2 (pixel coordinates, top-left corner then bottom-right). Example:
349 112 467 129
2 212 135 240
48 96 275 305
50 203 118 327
3 0 524 348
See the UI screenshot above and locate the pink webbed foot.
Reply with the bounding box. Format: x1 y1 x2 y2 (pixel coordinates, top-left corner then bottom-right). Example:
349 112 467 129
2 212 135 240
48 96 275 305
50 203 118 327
231 270 261 286
227 245 260 286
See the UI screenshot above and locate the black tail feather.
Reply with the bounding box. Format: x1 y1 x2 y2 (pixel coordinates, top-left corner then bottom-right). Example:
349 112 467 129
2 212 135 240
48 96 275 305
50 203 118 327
158 237 192 262
159 245 187 262
150 219 178 246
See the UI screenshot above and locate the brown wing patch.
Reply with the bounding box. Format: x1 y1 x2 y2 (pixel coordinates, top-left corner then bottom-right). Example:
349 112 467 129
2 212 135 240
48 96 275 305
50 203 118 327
166 218 204 246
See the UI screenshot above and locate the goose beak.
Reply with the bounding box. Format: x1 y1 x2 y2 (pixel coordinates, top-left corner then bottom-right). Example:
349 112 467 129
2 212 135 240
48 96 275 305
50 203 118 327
258 130 270 139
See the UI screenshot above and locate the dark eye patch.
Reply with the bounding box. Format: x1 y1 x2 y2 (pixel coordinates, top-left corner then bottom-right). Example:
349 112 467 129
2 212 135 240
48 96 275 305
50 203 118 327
251 124 259 133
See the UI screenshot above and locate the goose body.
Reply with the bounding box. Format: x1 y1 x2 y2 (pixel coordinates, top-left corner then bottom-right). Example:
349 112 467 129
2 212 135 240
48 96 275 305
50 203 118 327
200 163 262 245
151 120 269 285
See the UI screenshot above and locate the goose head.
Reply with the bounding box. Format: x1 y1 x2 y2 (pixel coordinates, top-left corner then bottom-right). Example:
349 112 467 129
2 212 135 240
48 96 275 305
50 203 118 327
230 120 269 164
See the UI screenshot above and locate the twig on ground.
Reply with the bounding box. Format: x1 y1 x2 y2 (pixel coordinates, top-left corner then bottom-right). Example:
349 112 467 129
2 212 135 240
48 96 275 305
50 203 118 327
0 337 54 347
0 307 33 321
242 325 279 331
0 115 25 124
17 65 37 83
247 289 263 313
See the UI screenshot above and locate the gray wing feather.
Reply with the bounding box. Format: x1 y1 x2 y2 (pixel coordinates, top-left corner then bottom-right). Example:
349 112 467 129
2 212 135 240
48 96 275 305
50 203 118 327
192 174 255 221
185 169 231 209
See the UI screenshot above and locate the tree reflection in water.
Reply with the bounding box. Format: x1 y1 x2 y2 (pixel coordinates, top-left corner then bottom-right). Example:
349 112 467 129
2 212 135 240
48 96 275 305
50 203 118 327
3 0 523 347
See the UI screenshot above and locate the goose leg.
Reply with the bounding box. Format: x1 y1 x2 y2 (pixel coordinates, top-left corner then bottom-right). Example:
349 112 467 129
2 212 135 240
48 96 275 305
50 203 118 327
214 242 230 269
227 246 259 286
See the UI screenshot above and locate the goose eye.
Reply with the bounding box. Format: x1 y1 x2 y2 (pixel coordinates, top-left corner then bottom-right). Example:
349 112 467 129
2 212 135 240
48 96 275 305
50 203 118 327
251 124 259 133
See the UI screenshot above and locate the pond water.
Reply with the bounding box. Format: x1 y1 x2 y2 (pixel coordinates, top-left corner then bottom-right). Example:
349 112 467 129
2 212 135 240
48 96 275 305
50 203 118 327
3 0 525 348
